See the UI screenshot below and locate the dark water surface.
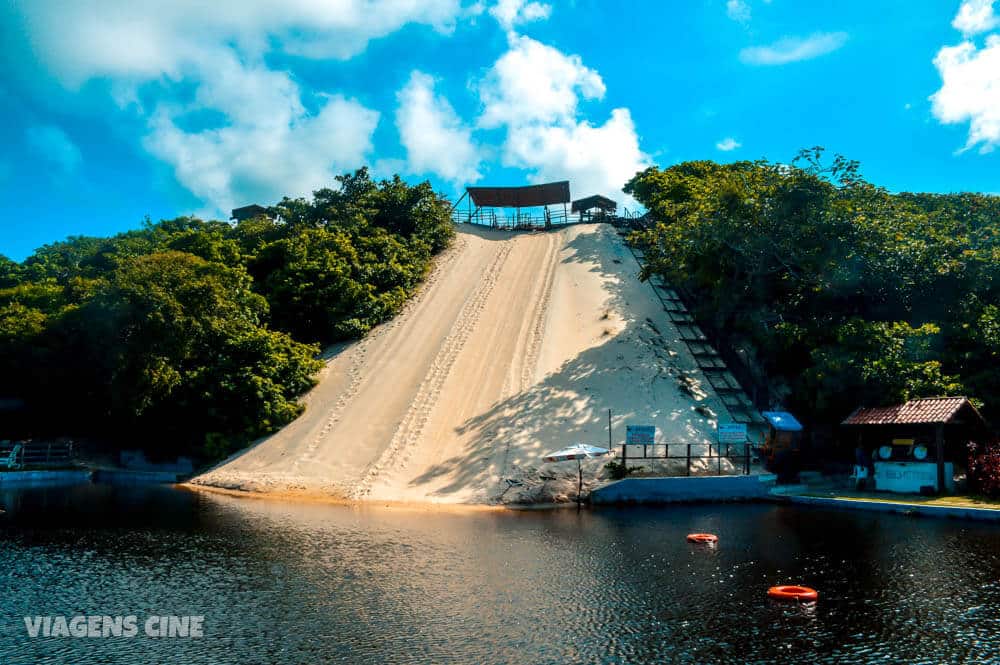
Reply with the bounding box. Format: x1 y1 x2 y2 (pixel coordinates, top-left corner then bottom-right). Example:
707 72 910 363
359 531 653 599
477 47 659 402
2 484 1000 664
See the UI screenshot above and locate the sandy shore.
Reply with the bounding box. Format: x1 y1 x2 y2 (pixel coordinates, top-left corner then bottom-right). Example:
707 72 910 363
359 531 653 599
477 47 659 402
191 223 739 504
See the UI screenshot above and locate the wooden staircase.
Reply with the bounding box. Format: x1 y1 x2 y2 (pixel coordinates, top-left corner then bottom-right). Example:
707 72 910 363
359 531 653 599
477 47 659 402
628 247 763 425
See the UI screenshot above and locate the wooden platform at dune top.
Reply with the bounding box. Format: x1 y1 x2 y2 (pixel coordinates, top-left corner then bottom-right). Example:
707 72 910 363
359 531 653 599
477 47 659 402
452 181 627 230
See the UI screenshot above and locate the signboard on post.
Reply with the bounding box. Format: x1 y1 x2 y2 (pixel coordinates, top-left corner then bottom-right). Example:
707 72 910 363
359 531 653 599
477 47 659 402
717 423 748 444
626 425 656 445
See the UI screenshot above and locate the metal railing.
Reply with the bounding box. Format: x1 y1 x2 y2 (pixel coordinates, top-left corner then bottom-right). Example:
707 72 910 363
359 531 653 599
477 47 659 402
619 219 771 412
0 440 75 469
671 282 770 411
621 442 752 476
454 207 575 229
450 206 622 230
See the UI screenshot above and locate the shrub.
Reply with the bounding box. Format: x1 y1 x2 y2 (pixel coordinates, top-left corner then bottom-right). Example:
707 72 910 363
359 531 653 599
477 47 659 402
604 460 645 480
967 441 1000 497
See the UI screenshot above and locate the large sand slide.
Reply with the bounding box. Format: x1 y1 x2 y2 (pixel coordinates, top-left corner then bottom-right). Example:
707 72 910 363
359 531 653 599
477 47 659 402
192 224 738 504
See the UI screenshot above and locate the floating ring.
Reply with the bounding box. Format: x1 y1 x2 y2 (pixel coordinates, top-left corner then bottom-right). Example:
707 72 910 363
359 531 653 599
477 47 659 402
767 585 818 602
686 533 718 544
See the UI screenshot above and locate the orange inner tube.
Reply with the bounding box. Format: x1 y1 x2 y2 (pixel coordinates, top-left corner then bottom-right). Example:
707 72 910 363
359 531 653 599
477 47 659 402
767 585 818 602
686 533 718 544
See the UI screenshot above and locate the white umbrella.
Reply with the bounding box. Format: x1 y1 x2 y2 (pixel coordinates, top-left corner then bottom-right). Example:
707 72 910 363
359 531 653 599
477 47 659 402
542 444 611 462
541 444 612 504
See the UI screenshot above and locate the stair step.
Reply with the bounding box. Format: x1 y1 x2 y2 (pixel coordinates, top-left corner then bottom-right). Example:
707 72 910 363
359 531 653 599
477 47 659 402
706 373 742 392
676 324 707 342
688 342 718 356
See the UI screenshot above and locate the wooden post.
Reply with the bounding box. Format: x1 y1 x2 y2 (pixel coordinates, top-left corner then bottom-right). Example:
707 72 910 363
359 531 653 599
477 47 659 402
745 443 750 475
618 410 627 471
687 444 691 476
936 423 946 493
450 190 468 216
577 458 583 506
718 443 722 476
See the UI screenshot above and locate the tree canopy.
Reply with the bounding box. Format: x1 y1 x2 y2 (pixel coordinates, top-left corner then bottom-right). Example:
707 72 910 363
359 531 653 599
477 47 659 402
624 149 1000 426
0 168 454 459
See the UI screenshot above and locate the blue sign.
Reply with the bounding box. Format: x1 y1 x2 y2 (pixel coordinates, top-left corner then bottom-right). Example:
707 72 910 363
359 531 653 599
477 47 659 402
626 425 656 445
717 423 748 444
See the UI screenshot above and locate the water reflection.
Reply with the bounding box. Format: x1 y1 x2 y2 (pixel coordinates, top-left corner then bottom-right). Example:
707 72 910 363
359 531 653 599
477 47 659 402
1 485 1000 663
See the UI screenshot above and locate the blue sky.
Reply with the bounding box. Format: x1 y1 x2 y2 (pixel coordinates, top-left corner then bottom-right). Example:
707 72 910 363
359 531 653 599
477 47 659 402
1 0 999 260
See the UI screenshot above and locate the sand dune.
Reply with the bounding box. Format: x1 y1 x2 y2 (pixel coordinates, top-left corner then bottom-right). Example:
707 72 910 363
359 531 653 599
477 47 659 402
192 224 738 504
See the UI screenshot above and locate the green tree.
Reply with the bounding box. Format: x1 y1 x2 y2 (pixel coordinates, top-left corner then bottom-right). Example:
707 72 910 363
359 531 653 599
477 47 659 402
625 150 999 425
0 169 454 460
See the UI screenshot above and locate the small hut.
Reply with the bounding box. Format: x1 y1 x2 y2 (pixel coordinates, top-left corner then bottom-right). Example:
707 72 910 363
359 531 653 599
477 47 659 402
454 181 571 229
841 396 990 493
230 204 270 222
571 194 617 222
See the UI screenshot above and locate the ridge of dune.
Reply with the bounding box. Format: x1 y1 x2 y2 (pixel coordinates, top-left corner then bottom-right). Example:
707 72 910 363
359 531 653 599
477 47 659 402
191 223 737 504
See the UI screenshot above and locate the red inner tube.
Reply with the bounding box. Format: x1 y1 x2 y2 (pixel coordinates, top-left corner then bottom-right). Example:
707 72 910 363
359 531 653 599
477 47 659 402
686 533 718 543
767 585 818 602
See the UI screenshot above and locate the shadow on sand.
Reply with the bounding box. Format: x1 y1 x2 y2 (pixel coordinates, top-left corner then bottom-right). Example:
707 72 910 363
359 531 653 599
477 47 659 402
406 225 728 501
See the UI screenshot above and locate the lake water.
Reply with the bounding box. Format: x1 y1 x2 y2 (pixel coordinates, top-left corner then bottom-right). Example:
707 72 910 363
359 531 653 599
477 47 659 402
2 484 1000 664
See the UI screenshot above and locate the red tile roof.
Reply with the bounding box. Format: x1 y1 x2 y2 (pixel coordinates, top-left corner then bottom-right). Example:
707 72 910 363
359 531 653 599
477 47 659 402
842 397 979 426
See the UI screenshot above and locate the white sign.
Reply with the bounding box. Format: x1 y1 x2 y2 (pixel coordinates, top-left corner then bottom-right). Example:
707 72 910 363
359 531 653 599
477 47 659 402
874 462 954 493
626 425 656 445
717 423 748 444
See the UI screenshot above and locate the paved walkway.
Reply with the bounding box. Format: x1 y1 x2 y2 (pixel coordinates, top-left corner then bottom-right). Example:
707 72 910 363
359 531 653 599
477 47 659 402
773 487 1000 522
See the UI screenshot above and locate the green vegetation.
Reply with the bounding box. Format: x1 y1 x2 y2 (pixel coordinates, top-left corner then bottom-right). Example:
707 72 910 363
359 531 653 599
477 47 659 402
0 168 454 460
604 460 645 480
625 148 1000 426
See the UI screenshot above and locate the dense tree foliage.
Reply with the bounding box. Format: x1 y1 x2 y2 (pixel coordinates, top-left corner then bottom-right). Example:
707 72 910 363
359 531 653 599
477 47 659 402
625 149 1000 427
0 168 454 459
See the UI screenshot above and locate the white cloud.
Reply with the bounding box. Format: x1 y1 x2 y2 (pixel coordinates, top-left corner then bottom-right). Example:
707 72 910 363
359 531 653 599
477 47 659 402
13 1 468 86
502 108 649 204
929 2 1000 153
740 32 848 65
480 34 606 128
489 0 551 30
931 35 1000 153
716 137 742 151
146 93 379 217
478 34 649 204
6 0 471 215
726 0 751 23
25 125 83 173
135 45 382 215
396 71 481 183
953 0 998 36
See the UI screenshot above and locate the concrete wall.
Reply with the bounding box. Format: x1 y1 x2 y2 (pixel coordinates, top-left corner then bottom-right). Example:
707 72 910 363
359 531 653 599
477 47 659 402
93 469 179 485
0 470 92 486
783 495 1000 522
590 475 774 504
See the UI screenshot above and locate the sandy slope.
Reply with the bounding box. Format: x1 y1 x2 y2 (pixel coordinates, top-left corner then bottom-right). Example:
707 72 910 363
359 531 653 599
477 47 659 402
192 224 737 504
